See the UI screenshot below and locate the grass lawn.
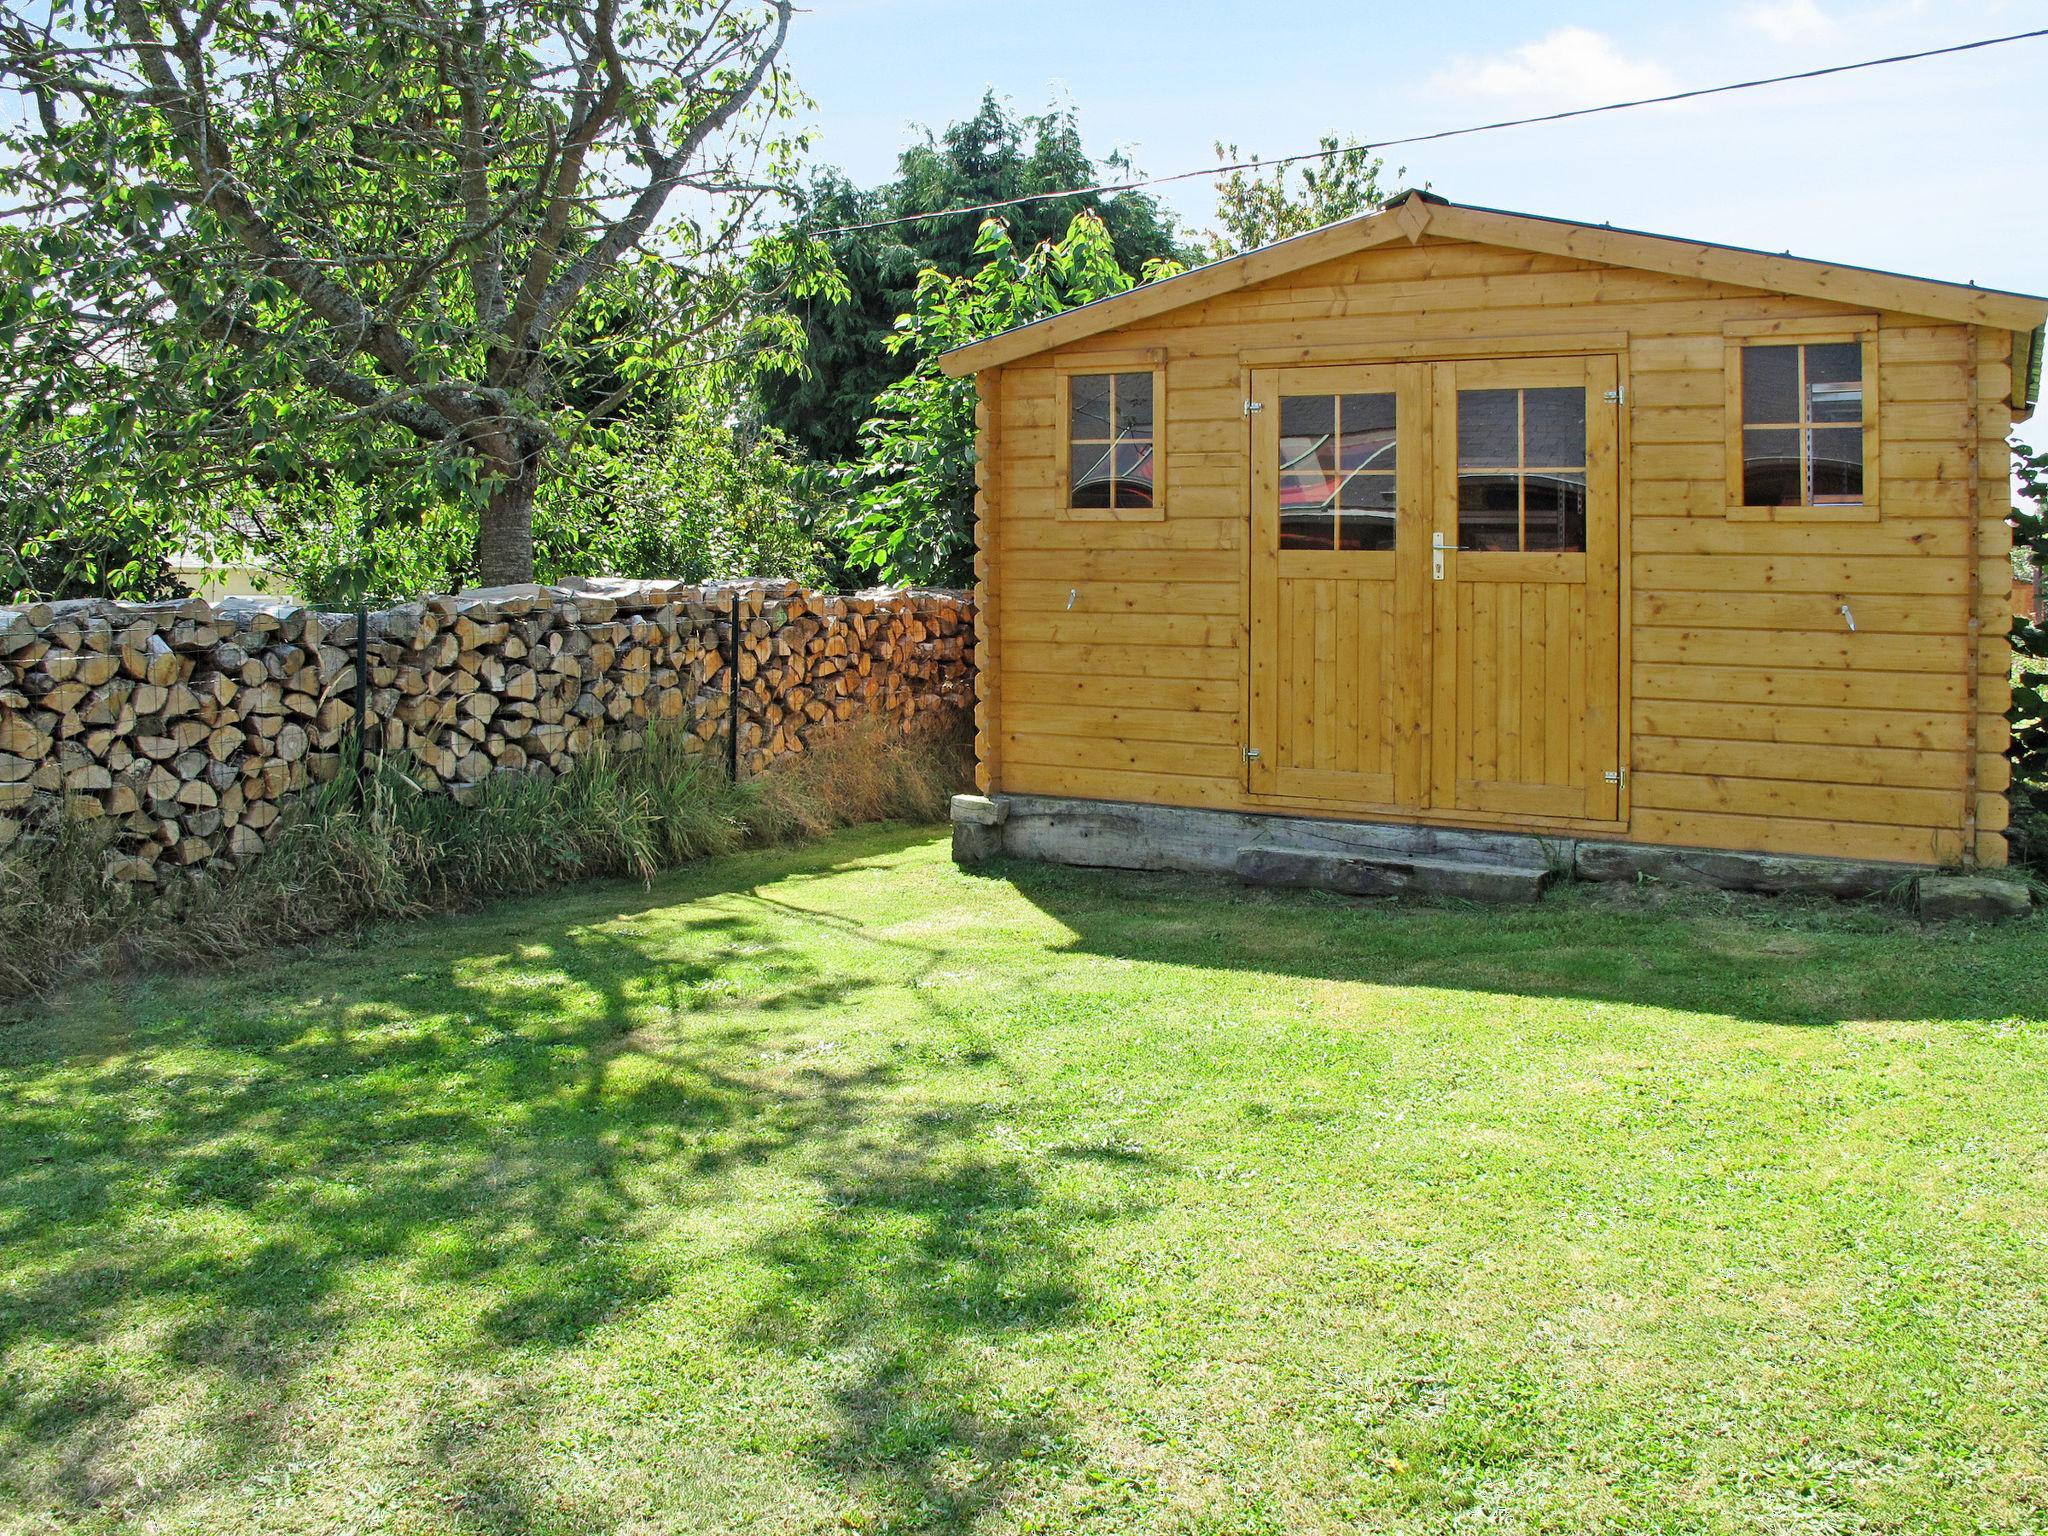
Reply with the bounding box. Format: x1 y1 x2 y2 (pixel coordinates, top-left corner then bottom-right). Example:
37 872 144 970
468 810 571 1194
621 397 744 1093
3 826 2047 1535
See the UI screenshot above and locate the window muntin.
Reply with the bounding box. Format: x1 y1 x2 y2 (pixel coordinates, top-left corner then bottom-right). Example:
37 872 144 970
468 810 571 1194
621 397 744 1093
1739 341 1864 507
1068 371 1155 510
1276 391 1398 550
1455 386 1587 552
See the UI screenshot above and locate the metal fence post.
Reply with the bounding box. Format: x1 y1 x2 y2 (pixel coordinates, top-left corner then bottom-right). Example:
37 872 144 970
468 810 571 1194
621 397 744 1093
727 589 740 783
353 588 370 810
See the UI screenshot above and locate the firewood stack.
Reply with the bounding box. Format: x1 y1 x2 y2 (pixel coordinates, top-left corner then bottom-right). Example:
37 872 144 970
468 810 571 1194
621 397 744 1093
0 578 974 882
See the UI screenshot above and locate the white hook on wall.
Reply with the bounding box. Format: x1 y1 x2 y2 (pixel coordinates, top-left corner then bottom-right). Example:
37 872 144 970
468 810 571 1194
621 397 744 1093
1839 603 1857 633
1067 588 1079 611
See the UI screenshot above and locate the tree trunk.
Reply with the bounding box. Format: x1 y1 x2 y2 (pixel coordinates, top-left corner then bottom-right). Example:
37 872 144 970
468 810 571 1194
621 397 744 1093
477 444 539 586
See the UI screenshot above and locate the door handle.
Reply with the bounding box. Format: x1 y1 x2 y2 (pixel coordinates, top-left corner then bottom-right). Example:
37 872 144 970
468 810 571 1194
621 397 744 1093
1431 531 1472 579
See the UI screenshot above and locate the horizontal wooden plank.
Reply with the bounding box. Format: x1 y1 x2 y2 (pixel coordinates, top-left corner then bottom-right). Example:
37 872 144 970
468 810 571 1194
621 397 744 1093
1001 731 1244 778
1309 241 1594 285
1629 335 1723 373
1632 770 1962 829
1200 267 1727 324
1884 443 1972 481
1632 698 1967 750
1631 627 1968 673
1881 400 1970 442
1632 663 1965 711
998 760 1241 807
1001 641 1241 681
1631 735 1966 791
1003 612 1243 648
1880 361 1972 402
1000 673 1240 713
1169 384 1248 420
1630 406 1720 445
1628 482 1726 519
1628 370 1721 409
1632 591 1971 634
1629 518 1965 558
1633 556 1965 595
1000 549 1241 582
1632 443 1723 483
1001 517 1242 552
1629 807 1964 865
1003 701 1241 746
1057 302 1778 361
1004 579 1240 616
1878 329 1971 365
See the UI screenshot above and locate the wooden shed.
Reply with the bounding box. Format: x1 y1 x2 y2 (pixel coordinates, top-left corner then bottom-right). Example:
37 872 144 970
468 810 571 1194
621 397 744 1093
943 191 2048 896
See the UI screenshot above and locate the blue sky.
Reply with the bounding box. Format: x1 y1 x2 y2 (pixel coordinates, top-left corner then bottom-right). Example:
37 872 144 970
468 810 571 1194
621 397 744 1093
782 0 2048 294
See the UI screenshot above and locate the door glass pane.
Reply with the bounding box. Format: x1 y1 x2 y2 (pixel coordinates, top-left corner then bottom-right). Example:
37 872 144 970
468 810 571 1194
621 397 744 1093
1279 395 1336 474
1805 343 1861 424
1338 466 1397 550
1280 391 1399 551
1524 388 1585 467
1741 345 1799 424
1742 427 1802 506
1523 472 1588 550
1807 427 1863 502
1070 441 1114 508
1338 393 1397 471
1336 513 1397 551
1457 474 1521 551
1280 468 1336 508
1458 389 1518 467
1337 470 1396 511
1280 509 1337 550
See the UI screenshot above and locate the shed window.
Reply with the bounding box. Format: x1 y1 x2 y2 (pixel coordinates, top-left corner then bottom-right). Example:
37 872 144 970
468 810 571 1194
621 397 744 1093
1725 325 1879 520
1739 341 1863 506
1068 371 1155 511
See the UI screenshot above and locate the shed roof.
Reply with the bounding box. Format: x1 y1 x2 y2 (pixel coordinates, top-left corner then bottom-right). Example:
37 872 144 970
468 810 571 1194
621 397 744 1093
938 191 2048 412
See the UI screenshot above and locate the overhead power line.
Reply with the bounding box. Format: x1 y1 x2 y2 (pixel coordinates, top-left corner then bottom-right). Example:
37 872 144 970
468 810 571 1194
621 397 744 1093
809 26 2048 239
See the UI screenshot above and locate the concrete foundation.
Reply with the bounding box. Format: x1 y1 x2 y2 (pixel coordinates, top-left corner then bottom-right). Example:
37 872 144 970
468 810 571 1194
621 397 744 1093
951 792 1977 908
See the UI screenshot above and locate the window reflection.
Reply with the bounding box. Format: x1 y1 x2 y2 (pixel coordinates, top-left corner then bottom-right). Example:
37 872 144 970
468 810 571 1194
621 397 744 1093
1278 391 1397 550
1740 342 1863 506
1069 371 1155 510
1455 386 1588 551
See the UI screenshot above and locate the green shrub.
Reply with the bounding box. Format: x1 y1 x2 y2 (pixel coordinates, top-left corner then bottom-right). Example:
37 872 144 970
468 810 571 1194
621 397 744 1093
0 713 969 1000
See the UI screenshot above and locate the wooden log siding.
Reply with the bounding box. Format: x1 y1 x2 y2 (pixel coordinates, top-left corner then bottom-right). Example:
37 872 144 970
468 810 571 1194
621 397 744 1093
986 235 2022 866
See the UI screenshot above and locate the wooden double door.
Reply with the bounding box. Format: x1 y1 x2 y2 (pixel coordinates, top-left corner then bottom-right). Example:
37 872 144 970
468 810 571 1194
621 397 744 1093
1248 355 1621 822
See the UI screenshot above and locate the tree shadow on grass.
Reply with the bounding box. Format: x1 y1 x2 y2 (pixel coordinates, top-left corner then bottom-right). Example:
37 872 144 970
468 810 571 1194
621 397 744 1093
0 824 1116 1531
991 855 2048 1029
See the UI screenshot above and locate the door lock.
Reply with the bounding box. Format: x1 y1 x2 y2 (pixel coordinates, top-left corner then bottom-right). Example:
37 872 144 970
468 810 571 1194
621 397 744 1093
1432 530 1447 580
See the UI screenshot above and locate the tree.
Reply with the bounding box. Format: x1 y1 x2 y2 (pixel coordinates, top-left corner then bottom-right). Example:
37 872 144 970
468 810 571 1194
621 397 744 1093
754 92 1189 464
1200 137 1400 261
844 212 1181 587
2 428 187 600
0 0 826 588
2009 441 2048 867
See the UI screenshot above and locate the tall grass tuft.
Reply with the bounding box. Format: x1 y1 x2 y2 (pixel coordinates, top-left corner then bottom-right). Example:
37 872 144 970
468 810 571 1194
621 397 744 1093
0 712 970 1000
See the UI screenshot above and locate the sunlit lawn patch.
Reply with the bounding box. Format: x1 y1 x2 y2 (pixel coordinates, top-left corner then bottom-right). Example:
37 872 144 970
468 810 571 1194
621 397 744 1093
3 827 2044 1533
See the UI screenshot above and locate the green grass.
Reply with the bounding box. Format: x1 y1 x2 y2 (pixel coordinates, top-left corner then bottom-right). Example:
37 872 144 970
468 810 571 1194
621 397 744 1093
3 828 2046 1535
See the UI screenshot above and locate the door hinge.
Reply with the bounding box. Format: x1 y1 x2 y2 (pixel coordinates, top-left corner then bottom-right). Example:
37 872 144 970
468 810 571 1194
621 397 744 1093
1244 746 1261 761
1603 387 1626 404
1604 769 1627 785
1243 400 1264 416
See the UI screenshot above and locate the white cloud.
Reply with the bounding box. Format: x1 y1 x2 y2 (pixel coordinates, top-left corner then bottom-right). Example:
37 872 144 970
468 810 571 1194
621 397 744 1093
1739 0 1838 44
1429 28 1677 108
